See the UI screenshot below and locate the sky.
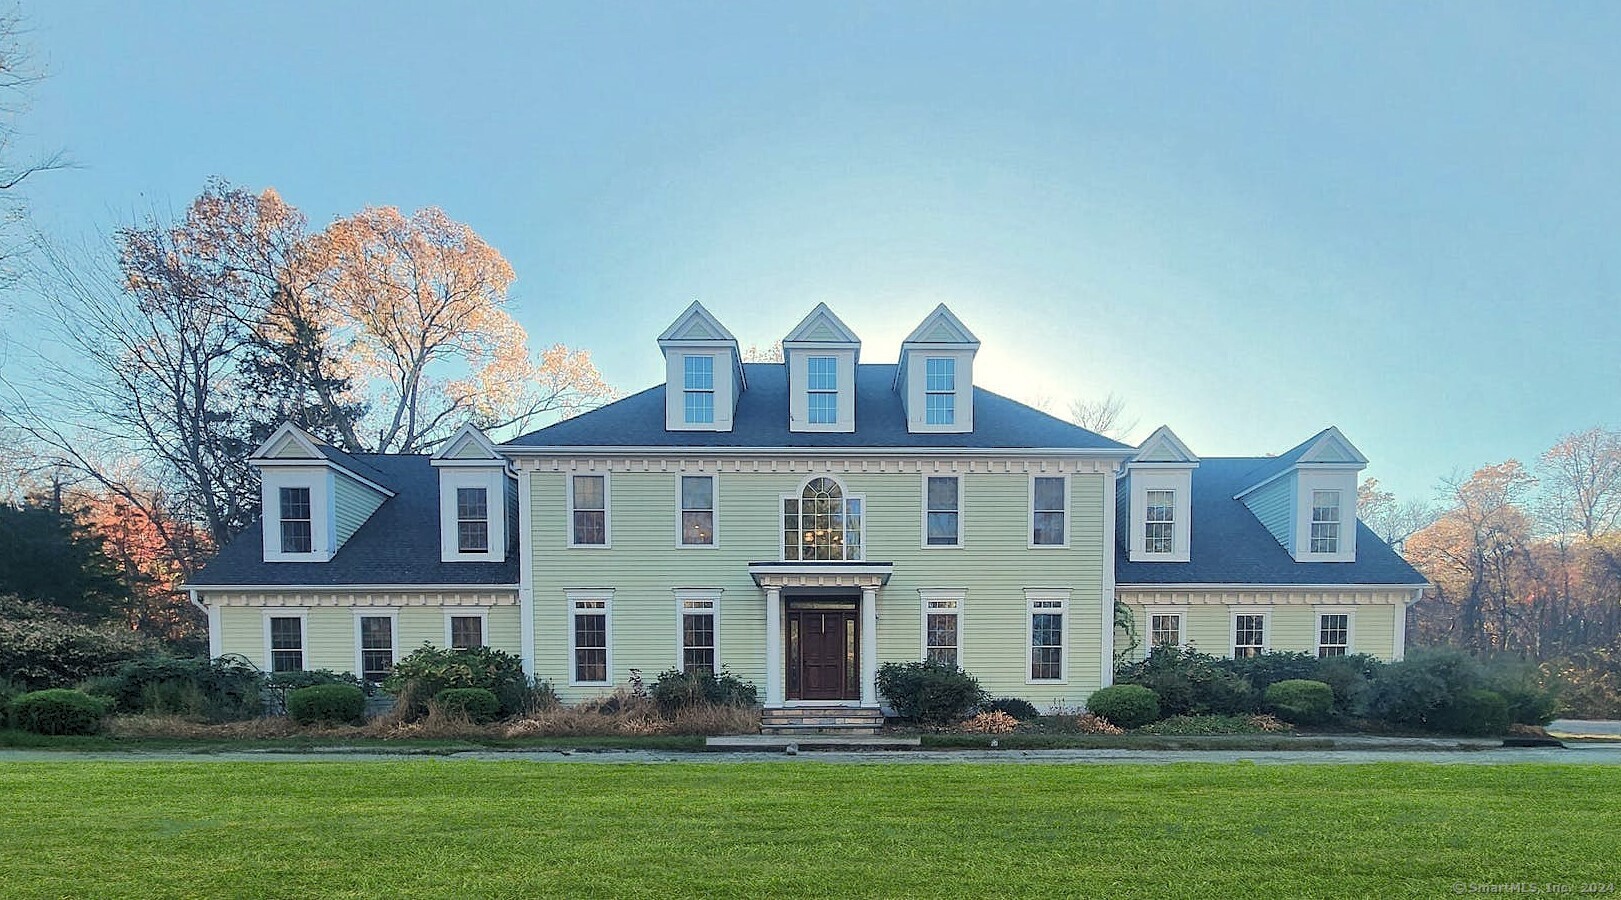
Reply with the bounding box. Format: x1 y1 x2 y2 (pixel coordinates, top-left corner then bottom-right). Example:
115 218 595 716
5 1 1619 501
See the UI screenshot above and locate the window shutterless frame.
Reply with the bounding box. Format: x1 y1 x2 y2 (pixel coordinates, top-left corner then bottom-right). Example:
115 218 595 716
1315 608 1354 657
567 472 611 548
445 609 489 650
920 473 963 549
354 610 399 684
1144 606 1187 651
456 486 490 553
567 590 613 686
1310 490 1342 554
1029 474 1070 548
1230 609 1270 658
673 590 721 674
263 609 308 673
1025 591 1069 683
676 474 719 548
918 590 964 670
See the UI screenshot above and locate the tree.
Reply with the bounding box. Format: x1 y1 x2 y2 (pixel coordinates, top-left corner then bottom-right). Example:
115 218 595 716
0 501 129 620
1069 392 1137 440
1538 427 1621 540
0 9 68 276
1357 478 1438 550
742 342 783 363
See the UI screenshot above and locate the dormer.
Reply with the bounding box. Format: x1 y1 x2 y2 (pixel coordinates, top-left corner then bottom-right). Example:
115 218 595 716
658 301 744 432
1124 426 1198 562
896 304 979 434
431 424 514 563
249 423 394 563
782 303 860 433
1235 427 1368 563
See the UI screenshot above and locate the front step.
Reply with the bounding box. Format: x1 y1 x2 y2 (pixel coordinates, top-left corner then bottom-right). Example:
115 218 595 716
760 706 886 736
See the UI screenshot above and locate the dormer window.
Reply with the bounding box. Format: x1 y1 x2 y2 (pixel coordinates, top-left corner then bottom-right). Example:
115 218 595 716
659 302 742 432
807 356 838 424
1310 490 1342 554
925 358 956 425
456 487 489 553
683 355 715 424
1144 489 1175 554
897 305 979 434
1126 426 1197 563
279 487 313 553
432 423 511 563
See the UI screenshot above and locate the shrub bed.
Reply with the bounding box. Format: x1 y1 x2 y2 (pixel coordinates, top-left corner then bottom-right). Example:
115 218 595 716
286 684 367 726
1265 679 1334 725
1115 647 1256 716
1086 684 1160 728
877 660 985 725
1137 714 1292 736
648 668 758 711
383 645 537 719
982 698 1041 721
88 655 264 722
433 688 501 723
11 688 107 735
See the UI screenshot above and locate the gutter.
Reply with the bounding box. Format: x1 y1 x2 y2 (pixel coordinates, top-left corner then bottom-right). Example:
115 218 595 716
180 583 522 592
498 445 1134 459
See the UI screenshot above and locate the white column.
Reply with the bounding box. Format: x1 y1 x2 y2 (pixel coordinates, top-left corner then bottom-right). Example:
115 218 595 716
764 587 783 707
861 586 878 708
516 468 536 677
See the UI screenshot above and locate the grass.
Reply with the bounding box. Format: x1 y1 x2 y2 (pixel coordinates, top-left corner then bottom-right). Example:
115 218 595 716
0 727 708 753
1 762 1616 898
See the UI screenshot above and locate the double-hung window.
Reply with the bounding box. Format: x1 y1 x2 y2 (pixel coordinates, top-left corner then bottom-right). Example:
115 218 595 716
1310 490 1342 554
925 476 961 547
571 597 610 684
1150 613 1182 649
268 616 304 672
449 615 485 651
683 355 715 424
1029 598 1065 681
924 357 955 425
1031 476 1067 546
1233 614 1267 658
806 356 838 424
1144 489 1175 554
456 486 489 553
570 475 608 546
1318 613 1350 657
359 615 394 683
680 597 717 674
923 597 961 669
279 487 313 553
680 475 715 546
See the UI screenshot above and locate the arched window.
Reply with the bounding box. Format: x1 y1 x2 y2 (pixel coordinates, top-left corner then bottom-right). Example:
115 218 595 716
783 477 864 561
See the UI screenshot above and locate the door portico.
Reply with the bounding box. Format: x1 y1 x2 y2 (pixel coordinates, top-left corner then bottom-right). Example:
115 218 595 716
749 563 892 708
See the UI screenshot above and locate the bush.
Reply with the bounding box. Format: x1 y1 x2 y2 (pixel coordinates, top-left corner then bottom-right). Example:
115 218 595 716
982 697 1041 721
10 688 107 735
1222 651 1319 693
432 688 501 723
266 669 371 694
1087 684 1161 728
1310 654 1384 716
1137 714 1289 735
1433 689 1511 737
286 684 367 725
95 655 263 721
1265 679 1334 725
1543 651 1621 719
1479 655 1559 726
1366 646 1484 731
648 668 758 711
877 660 985 725
1116 646 1258 716
0 596 156 690
383 645 532 719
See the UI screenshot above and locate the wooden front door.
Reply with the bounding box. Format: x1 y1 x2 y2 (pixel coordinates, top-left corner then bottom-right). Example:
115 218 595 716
787 606 859 701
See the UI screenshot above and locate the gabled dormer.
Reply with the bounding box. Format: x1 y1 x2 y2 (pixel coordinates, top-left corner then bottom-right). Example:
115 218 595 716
658 301 744 432
249 423 394 563
782 303 860 433
896 304 979 434
431 424 514 563
1123 426 1198 562
1235 427 1368 563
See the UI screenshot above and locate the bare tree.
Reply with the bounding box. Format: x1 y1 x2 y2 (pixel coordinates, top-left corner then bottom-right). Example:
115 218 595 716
1069 392 1137 440
1357 477 1438 551
742 342 783 363
0 9 69 276
1538 427 1621 540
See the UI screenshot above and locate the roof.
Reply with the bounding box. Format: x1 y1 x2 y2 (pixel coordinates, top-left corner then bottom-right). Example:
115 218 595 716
190 454 518 588
505 363 1130 451
1115 457 1426 586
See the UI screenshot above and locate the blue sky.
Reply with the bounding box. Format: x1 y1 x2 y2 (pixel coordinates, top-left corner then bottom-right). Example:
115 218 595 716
9 2 1619 501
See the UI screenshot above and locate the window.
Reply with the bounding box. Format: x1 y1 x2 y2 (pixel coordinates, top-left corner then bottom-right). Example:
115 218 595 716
924 597 960 669
1031 476 1067 546
449 615 484 650
570 474 608 546
924 475 960 547
1150 613 1182 648
1234 614 1266 658
924 357 956 425
572 598 609 684
279 486 312 553
680 597 717 674
359 615 394 683
783 477 863 561
456 486 489 553
1029 598 1066 681
679 475 715 546
683 355 714 424
1318 613 1350 657
1310 490 1342 554
807 356 837 424
268 616 303 672
1144 489 1175 554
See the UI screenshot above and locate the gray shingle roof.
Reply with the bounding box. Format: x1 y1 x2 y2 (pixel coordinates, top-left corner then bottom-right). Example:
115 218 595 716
504 363 1131 451
1114 457 1427 586
190 454 518 588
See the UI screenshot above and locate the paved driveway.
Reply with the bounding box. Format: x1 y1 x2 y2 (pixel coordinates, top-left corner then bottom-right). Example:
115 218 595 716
1549 719 1621 738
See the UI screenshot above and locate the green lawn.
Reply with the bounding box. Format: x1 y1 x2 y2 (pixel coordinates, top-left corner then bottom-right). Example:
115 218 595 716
2 762 1616 898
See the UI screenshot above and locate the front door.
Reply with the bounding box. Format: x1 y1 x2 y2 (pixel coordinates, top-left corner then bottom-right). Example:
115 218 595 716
786 604 860 701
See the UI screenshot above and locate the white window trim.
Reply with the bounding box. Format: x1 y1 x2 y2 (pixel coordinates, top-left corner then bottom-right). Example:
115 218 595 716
778 475 867 562
1143 605 1189 652
918 588 965 667
1024 588 1071 684
1028 473 1071 550
1315 607 1356 657
440 468 508 563
675 473 720 549
1230 608 1272 658
353 609 400 682
682 354 717 425
567 589 614 686
444 608 491 650
1309 489 1343 555
923 356 957 426
262 469 334 562
262 609 309 672
1143 488 1176 555
673 588 723 672
919 473 964 550
566 471 612 549
805 355 840 426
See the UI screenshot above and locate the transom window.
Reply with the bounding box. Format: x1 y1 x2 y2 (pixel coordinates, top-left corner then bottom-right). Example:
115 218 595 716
1150 613 1182 648
924 598 960 669
681 597 717 674
359 615 394 683
1030 598 1066 681
279 486 312 553
1318 613 1350 657
268 616 303 672
683 355 715 424
1144 489 1175 554
783 477 863 561
572 598 609 684
456 486 489 553
1310 490 1342 554
449 615 484 651
806 356 838 424
1031 476 1067 546
924 357 956 425
1234 614 1266 658
571 475 608 546
925 476 960 546
680 475 715 546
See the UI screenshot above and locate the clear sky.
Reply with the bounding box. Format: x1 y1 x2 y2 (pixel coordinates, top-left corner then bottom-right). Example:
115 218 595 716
8 2 1619 501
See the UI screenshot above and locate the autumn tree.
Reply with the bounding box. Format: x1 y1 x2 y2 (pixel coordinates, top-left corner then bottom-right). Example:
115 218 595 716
1538 427 1621 540
1357 477 1437 550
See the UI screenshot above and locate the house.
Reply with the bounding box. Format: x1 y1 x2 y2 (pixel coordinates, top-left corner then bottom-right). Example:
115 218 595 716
186 302 1427 716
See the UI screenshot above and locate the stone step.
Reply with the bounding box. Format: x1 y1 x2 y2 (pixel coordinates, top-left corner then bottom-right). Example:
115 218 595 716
761 715 884 727
761 725 884 736
708 734 921 752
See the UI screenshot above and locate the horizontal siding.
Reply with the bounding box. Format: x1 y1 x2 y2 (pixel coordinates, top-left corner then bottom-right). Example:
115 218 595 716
1121 595 1403 662
333 474 385 547
213 602 522 677
1242 474 1295 550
